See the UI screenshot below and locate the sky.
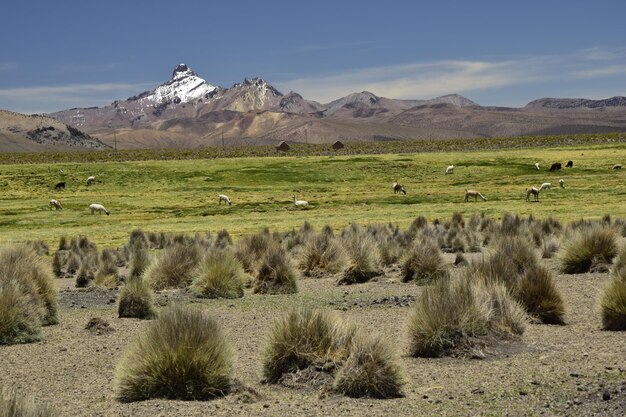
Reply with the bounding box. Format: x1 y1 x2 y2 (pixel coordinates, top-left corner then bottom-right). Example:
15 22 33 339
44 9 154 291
1 0 625 113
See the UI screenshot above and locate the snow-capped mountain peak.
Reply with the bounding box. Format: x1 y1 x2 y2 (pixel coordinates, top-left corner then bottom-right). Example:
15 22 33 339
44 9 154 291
142 63 217 105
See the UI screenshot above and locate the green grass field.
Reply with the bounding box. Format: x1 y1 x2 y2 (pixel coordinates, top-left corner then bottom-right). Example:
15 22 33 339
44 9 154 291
0 142 625 248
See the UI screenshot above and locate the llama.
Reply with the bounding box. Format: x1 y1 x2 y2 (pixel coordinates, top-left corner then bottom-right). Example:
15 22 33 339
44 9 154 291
445 165 455 174
540 182 551 191
292 195 308 208
613 164 623 170
526 187 540 202
89 203 110 215
54 182 66 189
49 199 63 210
559 179 565 188
392 182 406 194
218 194 232 205
86 176 95 186
534 163 540 170
566 161 573 168
464 190 487 202
549 163 562 172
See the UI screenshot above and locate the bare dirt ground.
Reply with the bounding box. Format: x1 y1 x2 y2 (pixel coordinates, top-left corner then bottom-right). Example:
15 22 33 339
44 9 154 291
1 257 625 417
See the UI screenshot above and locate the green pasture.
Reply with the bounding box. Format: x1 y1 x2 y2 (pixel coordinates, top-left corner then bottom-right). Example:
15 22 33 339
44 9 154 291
0 143 625 248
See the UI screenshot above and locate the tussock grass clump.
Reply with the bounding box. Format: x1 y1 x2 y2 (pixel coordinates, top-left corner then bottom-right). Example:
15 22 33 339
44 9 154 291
254 245 299 294
75 264 95 288
262 308 355 383
145 243 203 290
51 251 66 278
339 232 381 284
401 239 448 284
408 275 525 357
492 235 538 274
128 228 148 248
114 304 233 402
515 265 565 324
299 234 347 276
541 237 559 259
128 242 150 280
612 246 626 276
58 236 69 251
333 332 405 399
214 229 233 249
0 386 55 417
191 249 245 299
0 245 58 344
234 230 274 273
600 276 626 331
118 276 157 319
559 226 618 274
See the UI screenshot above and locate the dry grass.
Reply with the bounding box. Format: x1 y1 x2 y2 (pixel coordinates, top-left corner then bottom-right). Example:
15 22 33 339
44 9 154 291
191 248 245 299
234 230 274 274
515 265 566 324
299 234 347 276
114 304 233 402
333 332 405 399
253 245 299 294
600 268 626 331
339 232 381 285
145 243 203 290
401 239 448 284
128 242 150 280
261 308 355 383
560 226 618 274
0 386 55 417
117 276 157 320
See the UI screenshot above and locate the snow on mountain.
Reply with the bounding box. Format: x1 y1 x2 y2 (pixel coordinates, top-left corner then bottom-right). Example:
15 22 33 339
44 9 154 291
131 63 216 105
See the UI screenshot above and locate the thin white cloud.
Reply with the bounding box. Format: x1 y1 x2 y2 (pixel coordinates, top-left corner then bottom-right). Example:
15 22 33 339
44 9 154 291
0 62 17 72
0 82 155 114
275 47 626 103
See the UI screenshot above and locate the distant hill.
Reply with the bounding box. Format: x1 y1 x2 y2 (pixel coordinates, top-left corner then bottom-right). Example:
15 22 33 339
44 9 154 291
0 110 109 152
525 96 626 110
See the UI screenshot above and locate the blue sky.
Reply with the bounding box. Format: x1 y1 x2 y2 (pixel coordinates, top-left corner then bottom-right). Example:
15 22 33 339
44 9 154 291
1 0 625 113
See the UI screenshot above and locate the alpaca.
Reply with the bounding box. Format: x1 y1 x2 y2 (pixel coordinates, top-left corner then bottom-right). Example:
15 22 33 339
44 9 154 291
534 163 540 170
392 182 406 194
464 190 487 202
49 199 63 210
89 203 110 215
539 182 551 191
566 161 573 168
613 164 623 170
218 194 232 205
292 195 308 208
54 182 66 189
526 187 540 202
549 163 562 172
559 179 565 188
86 176 95 186
445 165 455 174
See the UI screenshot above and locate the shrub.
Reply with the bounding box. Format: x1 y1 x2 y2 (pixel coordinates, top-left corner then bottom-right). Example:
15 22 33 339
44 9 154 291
262 308 355 383
333 332 405 398
58 236 69 251
118 276 157 319
75 264 95 288
0 386 55 417
145 243 203 290
515 265 565 324
214 229 233 249
128 242 150 280
600 268 626 330
560 226 618 274
51 251 66 278
541 237 559 259
401 239 448 284
408 275 525 357
299 234 347 276
339 232 381 284
129 228 148 248
0 280 44 345
254 245 298 294
613 246 626 276
234 230 274 273
65 253 81 276
191 249 245 299
492 235 538 274
114 304 233 402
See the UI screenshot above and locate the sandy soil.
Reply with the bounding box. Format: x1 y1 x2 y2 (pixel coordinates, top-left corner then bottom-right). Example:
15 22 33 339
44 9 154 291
1 258 625 417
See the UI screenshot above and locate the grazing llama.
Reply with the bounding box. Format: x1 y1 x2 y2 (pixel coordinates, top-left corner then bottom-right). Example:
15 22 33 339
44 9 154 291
49 199 63 210
54 182 66 189
613 164 623 170
559 179 565 188
292 195 308 208
464 190 487 202
526 187 540 202
534 162 540 170
445 165 455 174
218 194 232 205
549 163 562 172
539 182 551 191
89 203 110 216
86 176 95 186
566 160 573 168
392 182 406 194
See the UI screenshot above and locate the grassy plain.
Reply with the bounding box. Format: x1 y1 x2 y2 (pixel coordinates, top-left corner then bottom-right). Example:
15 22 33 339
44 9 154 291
0 142 625 248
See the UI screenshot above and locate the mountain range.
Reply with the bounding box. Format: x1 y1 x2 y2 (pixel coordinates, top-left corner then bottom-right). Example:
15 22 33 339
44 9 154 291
2 63 626 151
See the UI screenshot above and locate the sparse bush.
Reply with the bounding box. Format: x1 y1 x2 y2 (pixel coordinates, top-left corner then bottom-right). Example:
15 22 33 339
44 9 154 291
560 226 618 274
214 229 233 249
515 265 565 324
408 275 525 357
26 240 49 256
612 247 626 276
0 386 55 417
58 236 69 251
75 264 95 288
191 249 245 299
401 239 448 284
333 332 405 398
145 243 203 290
118 276 157 319
114 304 233 402
262 308 355 383
600 275 626 331
0 245 58 344
129 228 148 248
51 251 66 278
541 237 559 259
128 242 150 280
339 232 381 284
65 253 81 276
235 230 273 273
492 235 538 274
254 245 298 294
299 234 347 276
